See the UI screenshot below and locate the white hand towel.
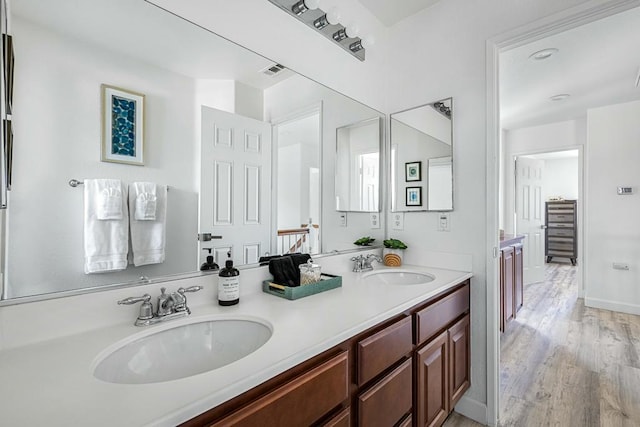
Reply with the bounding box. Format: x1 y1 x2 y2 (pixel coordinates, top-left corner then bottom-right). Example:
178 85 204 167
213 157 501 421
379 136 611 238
133 182 157 220
97 180 123 220
129 183 167 266
84 179 129 274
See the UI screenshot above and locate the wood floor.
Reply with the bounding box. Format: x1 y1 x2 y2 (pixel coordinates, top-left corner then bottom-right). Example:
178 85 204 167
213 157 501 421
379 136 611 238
443 262 640 427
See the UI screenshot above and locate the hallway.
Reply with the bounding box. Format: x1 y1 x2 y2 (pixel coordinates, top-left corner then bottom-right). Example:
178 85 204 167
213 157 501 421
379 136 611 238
445 262 640 426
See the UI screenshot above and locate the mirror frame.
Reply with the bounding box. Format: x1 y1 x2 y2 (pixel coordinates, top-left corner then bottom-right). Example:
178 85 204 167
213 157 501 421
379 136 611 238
389 98 454 213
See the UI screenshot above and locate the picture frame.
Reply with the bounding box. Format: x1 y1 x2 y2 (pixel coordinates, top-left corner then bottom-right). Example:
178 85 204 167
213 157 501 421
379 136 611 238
405 161 422 182
101 84 145 166
406 186 422 206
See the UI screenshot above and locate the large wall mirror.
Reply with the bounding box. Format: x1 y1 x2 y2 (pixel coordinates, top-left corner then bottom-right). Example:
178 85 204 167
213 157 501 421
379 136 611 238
335 117 382 212
0 0 385 301
390 98 453 212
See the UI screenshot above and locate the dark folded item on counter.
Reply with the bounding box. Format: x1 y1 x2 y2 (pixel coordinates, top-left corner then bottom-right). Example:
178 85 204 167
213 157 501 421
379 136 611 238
267 253 312 287
259 253 311 266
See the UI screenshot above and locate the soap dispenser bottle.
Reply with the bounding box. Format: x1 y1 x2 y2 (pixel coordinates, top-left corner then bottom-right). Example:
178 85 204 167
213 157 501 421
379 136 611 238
218 252 239 306
200 248 219 271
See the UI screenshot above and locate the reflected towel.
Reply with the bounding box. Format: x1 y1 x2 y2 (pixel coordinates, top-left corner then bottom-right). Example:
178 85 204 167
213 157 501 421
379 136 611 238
132 182 157 220
96 180 123 220
129 183 167 266
84 179 128 274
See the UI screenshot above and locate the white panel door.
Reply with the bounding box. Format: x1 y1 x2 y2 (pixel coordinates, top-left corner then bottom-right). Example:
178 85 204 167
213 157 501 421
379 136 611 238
200 106 271 266
515 157 545 284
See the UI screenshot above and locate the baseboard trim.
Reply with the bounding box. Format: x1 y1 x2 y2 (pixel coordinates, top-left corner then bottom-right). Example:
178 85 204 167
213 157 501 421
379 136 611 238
585 297 640 315
454 395 488 425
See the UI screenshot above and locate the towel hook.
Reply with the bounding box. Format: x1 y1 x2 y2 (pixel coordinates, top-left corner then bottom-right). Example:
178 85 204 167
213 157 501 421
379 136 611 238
69 179 84 187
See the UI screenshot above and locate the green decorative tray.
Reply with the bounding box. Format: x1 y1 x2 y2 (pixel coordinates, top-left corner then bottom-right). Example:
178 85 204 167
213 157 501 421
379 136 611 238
262 273 342 300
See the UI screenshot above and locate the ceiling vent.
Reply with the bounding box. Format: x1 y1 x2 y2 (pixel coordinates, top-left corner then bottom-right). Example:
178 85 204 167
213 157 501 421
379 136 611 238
261 63 286 76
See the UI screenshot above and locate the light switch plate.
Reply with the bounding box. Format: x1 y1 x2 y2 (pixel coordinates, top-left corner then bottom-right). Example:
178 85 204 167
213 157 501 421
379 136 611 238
392 213 404 230
369 213 381 229
438 213 450 232
339 212 347 227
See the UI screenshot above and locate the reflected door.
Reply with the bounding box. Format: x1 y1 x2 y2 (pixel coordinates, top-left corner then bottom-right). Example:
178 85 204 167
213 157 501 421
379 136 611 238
515 157 545 284
200 106 272 266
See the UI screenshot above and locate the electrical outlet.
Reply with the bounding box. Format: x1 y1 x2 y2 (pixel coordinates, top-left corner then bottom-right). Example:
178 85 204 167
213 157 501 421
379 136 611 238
339 212 347 227
392 213 404 230
438 213 450 232
369 213 381 229
612 262 629 270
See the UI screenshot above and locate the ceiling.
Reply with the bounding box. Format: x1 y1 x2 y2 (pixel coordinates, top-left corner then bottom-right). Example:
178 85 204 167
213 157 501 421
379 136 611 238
11 0 293 89
500 6 640 130
357 0 442 27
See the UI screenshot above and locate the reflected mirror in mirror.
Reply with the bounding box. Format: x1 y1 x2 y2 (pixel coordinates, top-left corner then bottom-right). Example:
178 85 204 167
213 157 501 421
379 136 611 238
335 117 382 212
0 0 385 302
390 98 453 212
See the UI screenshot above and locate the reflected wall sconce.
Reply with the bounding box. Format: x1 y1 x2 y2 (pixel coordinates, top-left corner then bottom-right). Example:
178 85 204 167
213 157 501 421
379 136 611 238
433 101 451 118
267 0 366 61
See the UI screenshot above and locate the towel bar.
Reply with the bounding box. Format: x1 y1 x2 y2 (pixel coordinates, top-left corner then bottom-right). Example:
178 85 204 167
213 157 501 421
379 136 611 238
69 179 170 191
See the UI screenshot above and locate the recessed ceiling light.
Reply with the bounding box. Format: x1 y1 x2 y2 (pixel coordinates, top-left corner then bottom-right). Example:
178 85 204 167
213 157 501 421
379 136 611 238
550 94 570 101
529 48 558 61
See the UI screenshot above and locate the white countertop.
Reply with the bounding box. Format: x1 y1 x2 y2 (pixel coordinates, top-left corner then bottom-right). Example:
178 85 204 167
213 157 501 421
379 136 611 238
0 263 471 426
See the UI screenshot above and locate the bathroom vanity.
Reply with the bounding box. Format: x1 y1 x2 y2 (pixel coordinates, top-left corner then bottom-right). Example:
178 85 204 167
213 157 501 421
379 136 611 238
0 255 471 426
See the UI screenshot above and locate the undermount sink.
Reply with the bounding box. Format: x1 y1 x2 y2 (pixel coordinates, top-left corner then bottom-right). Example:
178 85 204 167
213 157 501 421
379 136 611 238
362 269 435 285
93 318 272 384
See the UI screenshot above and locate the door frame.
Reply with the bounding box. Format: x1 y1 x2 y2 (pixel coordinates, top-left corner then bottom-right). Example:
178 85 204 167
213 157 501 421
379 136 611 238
510 147 584 294
270 102 323 256
486 1 640 425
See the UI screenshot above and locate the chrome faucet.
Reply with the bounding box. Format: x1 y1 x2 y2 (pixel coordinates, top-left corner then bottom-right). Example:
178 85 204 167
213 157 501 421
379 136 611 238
363 254 383 271
118 286 203 326
351 254 366 272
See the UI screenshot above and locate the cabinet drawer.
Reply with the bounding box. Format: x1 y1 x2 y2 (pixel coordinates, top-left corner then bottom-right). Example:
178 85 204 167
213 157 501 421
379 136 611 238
548 236 573 244
213 352 349 427
398 414 412 427
357 316 412 386
548 228 574 237
548 213 573 222
548 250 575 257
415 283 469 345
322 407 350 427
358 358 412 427
548 242 574 251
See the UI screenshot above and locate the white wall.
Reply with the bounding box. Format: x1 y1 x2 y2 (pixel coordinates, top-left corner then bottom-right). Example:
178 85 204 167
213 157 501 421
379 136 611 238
544 157 579 200
7 17 198 297
386 0 592 417
277 144 302 229
585 99 640 315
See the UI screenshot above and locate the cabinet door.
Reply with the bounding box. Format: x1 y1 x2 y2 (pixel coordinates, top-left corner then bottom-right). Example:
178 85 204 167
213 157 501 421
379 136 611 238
501 247 514 329
415 331 449 427
449 314 470 407
358 358 412 427
514 244 523 313
212 352 348 427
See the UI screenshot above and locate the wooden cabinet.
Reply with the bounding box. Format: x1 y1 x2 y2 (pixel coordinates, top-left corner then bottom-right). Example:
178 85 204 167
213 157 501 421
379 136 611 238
513 244 523 313
210 352 349 427
184 280 471 427
500 238 524 332
416 331 449 427
545 200 577 265
357 359 413 427
415 313 471 427
500 246 514 332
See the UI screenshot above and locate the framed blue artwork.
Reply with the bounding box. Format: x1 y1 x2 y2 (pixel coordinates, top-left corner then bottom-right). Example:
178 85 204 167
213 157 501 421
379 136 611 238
101 84 145 165
406 186 422 206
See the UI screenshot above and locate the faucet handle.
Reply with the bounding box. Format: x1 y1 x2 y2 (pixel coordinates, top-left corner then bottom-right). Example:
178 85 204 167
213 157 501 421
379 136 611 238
174 286 203 314
118 294 153 321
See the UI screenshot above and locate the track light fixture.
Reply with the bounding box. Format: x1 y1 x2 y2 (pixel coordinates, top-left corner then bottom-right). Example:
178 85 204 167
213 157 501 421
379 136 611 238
267 0 366 61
